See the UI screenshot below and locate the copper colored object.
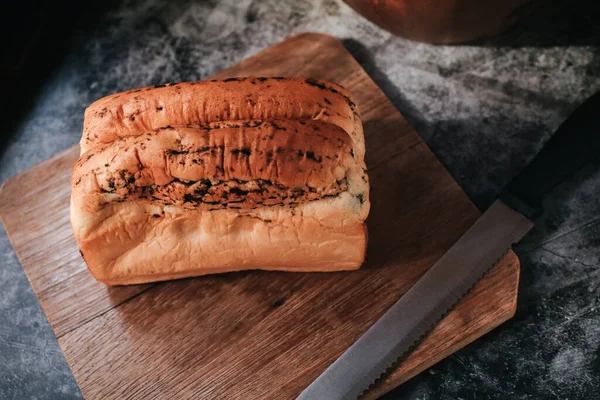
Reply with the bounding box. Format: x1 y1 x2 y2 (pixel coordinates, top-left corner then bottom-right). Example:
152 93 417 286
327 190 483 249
343 0 535 43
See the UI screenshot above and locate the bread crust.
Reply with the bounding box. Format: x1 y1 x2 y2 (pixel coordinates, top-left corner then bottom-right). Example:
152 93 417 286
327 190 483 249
72 194 368 285
72 78 370 285
73 119 361 209
82 77 365 163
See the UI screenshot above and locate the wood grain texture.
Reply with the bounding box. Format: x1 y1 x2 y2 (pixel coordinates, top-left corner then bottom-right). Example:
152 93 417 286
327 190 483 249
0 33 519 399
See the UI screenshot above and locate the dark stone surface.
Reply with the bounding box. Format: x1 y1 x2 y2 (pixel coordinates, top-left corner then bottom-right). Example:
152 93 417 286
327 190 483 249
1 0 599 399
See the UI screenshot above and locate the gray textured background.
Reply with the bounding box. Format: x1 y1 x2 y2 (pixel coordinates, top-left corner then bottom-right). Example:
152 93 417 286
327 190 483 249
1 0 599 398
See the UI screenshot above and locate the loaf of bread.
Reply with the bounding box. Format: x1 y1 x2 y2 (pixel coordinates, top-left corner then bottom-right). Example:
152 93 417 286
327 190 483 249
71 77 370 285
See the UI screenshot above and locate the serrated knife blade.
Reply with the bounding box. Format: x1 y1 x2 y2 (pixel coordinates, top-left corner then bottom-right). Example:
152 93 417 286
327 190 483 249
297 90 600 400
297 200 533 400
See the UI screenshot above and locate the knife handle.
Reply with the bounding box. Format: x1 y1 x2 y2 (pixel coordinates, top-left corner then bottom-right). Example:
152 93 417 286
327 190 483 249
500 91 600 220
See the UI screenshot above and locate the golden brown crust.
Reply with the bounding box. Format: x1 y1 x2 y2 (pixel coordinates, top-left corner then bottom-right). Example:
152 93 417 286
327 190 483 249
72 78 370 285
73 119 359 211
81 77 365 162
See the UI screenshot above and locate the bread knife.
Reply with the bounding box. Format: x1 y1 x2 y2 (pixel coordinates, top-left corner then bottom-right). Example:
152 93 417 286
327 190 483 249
297 91 600 400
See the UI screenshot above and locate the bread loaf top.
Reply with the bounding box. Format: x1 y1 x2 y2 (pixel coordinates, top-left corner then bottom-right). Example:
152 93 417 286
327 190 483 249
82 77 365 163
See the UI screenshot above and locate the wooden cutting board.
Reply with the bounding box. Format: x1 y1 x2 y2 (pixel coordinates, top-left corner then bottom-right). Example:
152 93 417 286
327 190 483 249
0 33 519 399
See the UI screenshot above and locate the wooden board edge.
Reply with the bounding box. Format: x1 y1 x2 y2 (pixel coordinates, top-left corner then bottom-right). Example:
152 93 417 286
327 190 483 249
0 145 79 216
365 251 521 399
280 31 341 47
0 208 69 354
225 32 343 72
